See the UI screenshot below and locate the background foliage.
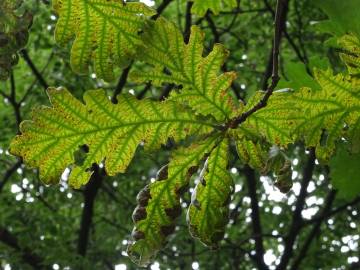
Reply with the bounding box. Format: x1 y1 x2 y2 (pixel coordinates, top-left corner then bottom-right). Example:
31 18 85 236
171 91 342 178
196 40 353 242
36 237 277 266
0 0 359 270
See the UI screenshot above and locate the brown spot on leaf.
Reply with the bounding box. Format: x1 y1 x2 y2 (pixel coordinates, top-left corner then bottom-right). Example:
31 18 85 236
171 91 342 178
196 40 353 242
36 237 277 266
132 206 147 223
156 165 168 181
165 205 182 219
160 225 175 236
136 185 151 206
132 229 145 240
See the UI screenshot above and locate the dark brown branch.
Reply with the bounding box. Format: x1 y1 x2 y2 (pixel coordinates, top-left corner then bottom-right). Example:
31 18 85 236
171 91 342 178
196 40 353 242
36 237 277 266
244 166 268 270
306 195 360 225
77 167 103 256
290 190 337 270
20 49 49 90
276 148 316 270
226 0 288 129
184 1 193 43
111 64 132 104
0 160 22 193
0 227 49 269
153 0 173 20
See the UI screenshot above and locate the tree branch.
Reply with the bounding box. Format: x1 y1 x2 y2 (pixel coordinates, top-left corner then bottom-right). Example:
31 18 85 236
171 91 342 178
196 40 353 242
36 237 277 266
226 0 288 129
20 49 49 90
276 148 316 270
77 167 103 256
290 190 337 270
244 166 268 270
0 227 49 269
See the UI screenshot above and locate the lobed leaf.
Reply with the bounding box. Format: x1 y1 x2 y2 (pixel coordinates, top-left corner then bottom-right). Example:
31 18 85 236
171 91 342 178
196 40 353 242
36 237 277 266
187 138 234 247
10 87 214 188
127 136 218 266
52 0 155 81
131 18 239 121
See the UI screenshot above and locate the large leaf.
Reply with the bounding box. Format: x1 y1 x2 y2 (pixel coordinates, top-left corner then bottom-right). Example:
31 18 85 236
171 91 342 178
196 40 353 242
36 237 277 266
127 136 218 266
0 0 32 80
52 0 155 81
191 0 237 16
131 18 239 121
187 138 233 247
10 88 214 188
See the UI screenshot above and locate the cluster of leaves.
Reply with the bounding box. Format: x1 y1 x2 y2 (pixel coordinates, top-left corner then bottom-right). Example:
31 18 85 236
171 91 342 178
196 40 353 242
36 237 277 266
5 0 360 267
0 0 32 80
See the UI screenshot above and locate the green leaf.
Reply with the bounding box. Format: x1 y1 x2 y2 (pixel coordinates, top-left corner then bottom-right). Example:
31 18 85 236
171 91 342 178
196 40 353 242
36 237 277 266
187 138 234 247
330 145 360 199
240 89 300 147
316 0 360 39
131 18 239 121
191 0 237 16
52 0 155 81
10 87 214 188
127 136 218 266
0 0 32 80
240 66 360 161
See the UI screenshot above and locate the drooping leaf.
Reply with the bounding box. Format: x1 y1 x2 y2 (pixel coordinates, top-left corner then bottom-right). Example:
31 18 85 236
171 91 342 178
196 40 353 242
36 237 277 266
235 137 267 172
191 0 237 16
127 136 218 266
187 138 234 247
0 0 32 80
330 145 360 199
131 18 239 121
10 87 214 188
52 0 155 81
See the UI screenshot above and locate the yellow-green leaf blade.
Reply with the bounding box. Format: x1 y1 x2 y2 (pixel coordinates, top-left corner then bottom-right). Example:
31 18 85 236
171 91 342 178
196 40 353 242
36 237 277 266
53 0 155 81
10 87 214 188
187 138 233 247
127 137 218 266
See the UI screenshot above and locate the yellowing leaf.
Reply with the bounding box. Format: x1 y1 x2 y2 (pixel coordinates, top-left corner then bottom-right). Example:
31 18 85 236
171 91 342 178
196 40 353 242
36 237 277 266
191 0 237 16
131 18 239 121
52 0 155 81
127 137 218 266
10 88 214 188
187 138 234 247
